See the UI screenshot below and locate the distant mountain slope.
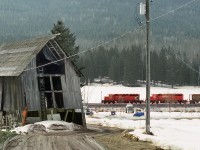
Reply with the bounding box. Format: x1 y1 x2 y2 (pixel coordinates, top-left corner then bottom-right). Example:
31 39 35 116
0 0 199 52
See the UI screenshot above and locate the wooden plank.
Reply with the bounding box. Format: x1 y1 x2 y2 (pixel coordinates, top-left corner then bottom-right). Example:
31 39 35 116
64 110 68 122
49 76 56 108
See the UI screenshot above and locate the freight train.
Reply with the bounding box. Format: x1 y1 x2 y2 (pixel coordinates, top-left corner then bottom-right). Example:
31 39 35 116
102 94 142 104
102 93 200 104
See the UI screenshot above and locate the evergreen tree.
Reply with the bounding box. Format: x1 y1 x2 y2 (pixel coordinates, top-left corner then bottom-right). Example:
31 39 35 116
93 46 107 78
190 55 200 85
51 20 79 60
158 48 167 82
181 52 190 85
108 47 122 82
165 47 178 88
150 50 159 83
174 51 184 85
83 51 95 83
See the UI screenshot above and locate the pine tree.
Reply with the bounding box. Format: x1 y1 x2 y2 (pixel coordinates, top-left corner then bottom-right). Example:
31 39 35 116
165 47 178 88
190 55 200 85
181 52 190 85
158 47 167 83
150 50 159 83
51 20 79 60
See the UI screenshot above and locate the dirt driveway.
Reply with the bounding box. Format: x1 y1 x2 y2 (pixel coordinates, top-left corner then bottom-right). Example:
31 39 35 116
88 125 162 150
3 131 103 150
3 125 162 150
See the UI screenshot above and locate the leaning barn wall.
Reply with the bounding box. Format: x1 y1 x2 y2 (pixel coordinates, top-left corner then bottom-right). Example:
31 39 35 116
2 77 23 111
0 58 40 112
62 59 82 109
20 57 40 111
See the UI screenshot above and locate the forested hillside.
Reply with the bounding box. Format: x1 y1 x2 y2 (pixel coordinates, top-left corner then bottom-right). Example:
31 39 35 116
1 0 200 85
0 0 200 53
78 46 200 86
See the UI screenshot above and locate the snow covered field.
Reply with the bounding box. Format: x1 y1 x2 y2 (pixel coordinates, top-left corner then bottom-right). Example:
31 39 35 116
81 84 200 103
86 112 200 150
83 84 200 150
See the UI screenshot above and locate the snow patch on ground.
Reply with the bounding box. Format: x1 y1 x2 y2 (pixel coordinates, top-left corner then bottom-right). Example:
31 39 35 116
11 121 81 134
86 112 200 150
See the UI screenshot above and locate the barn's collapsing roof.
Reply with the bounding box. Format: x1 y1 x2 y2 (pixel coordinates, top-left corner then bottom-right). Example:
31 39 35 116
0 34 58 76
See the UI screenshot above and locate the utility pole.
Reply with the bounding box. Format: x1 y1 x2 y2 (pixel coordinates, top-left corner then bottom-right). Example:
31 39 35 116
145 0 151 134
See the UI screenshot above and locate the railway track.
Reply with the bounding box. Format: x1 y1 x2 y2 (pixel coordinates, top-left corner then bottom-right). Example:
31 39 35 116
84 103 200 108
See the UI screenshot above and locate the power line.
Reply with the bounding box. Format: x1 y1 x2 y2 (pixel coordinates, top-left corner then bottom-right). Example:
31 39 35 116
150 0 198 23
9 0 199 74
168 48 199 73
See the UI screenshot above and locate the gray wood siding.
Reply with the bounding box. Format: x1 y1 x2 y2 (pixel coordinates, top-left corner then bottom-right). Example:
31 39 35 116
2 77 23 111
21 57 40 111
62 59 82 109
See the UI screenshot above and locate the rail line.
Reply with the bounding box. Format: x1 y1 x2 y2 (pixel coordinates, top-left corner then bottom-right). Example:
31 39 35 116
84 103 200 108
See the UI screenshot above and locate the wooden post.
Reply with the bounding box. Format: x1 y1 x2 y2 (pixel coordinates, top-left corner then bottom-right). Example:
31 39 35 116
72 110 75 123
64 110 68 122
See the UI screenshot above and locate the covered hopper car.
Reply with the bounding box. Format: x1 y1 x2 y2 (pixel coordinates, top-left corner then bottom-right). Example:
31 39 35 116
189 94 200 104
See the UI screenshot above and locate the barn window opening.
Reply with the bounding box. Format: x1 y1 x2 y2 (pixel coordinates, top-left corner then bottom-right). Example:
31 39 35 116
36 46 65 109
38 76 64 109
52 77 62 91
44 77 51 91
36 46 65 74
37 77 51 91
55 93 64 108
45 93 53 108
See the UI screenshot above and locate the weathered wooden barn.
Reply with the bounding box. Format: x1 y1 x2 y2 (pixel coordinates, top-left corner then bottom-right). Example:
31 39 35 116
0 34 85 126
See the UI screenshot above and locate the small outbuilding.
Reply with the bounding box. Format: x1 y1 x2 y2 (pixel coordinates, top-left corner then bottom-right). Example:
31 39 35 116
0 34 85 126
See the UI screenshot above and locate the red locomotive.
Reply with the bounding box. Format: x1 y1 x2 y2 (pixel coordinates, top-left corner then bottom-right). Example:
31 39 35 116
101 93 200 104
150 93 184 104
102 94 141 104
